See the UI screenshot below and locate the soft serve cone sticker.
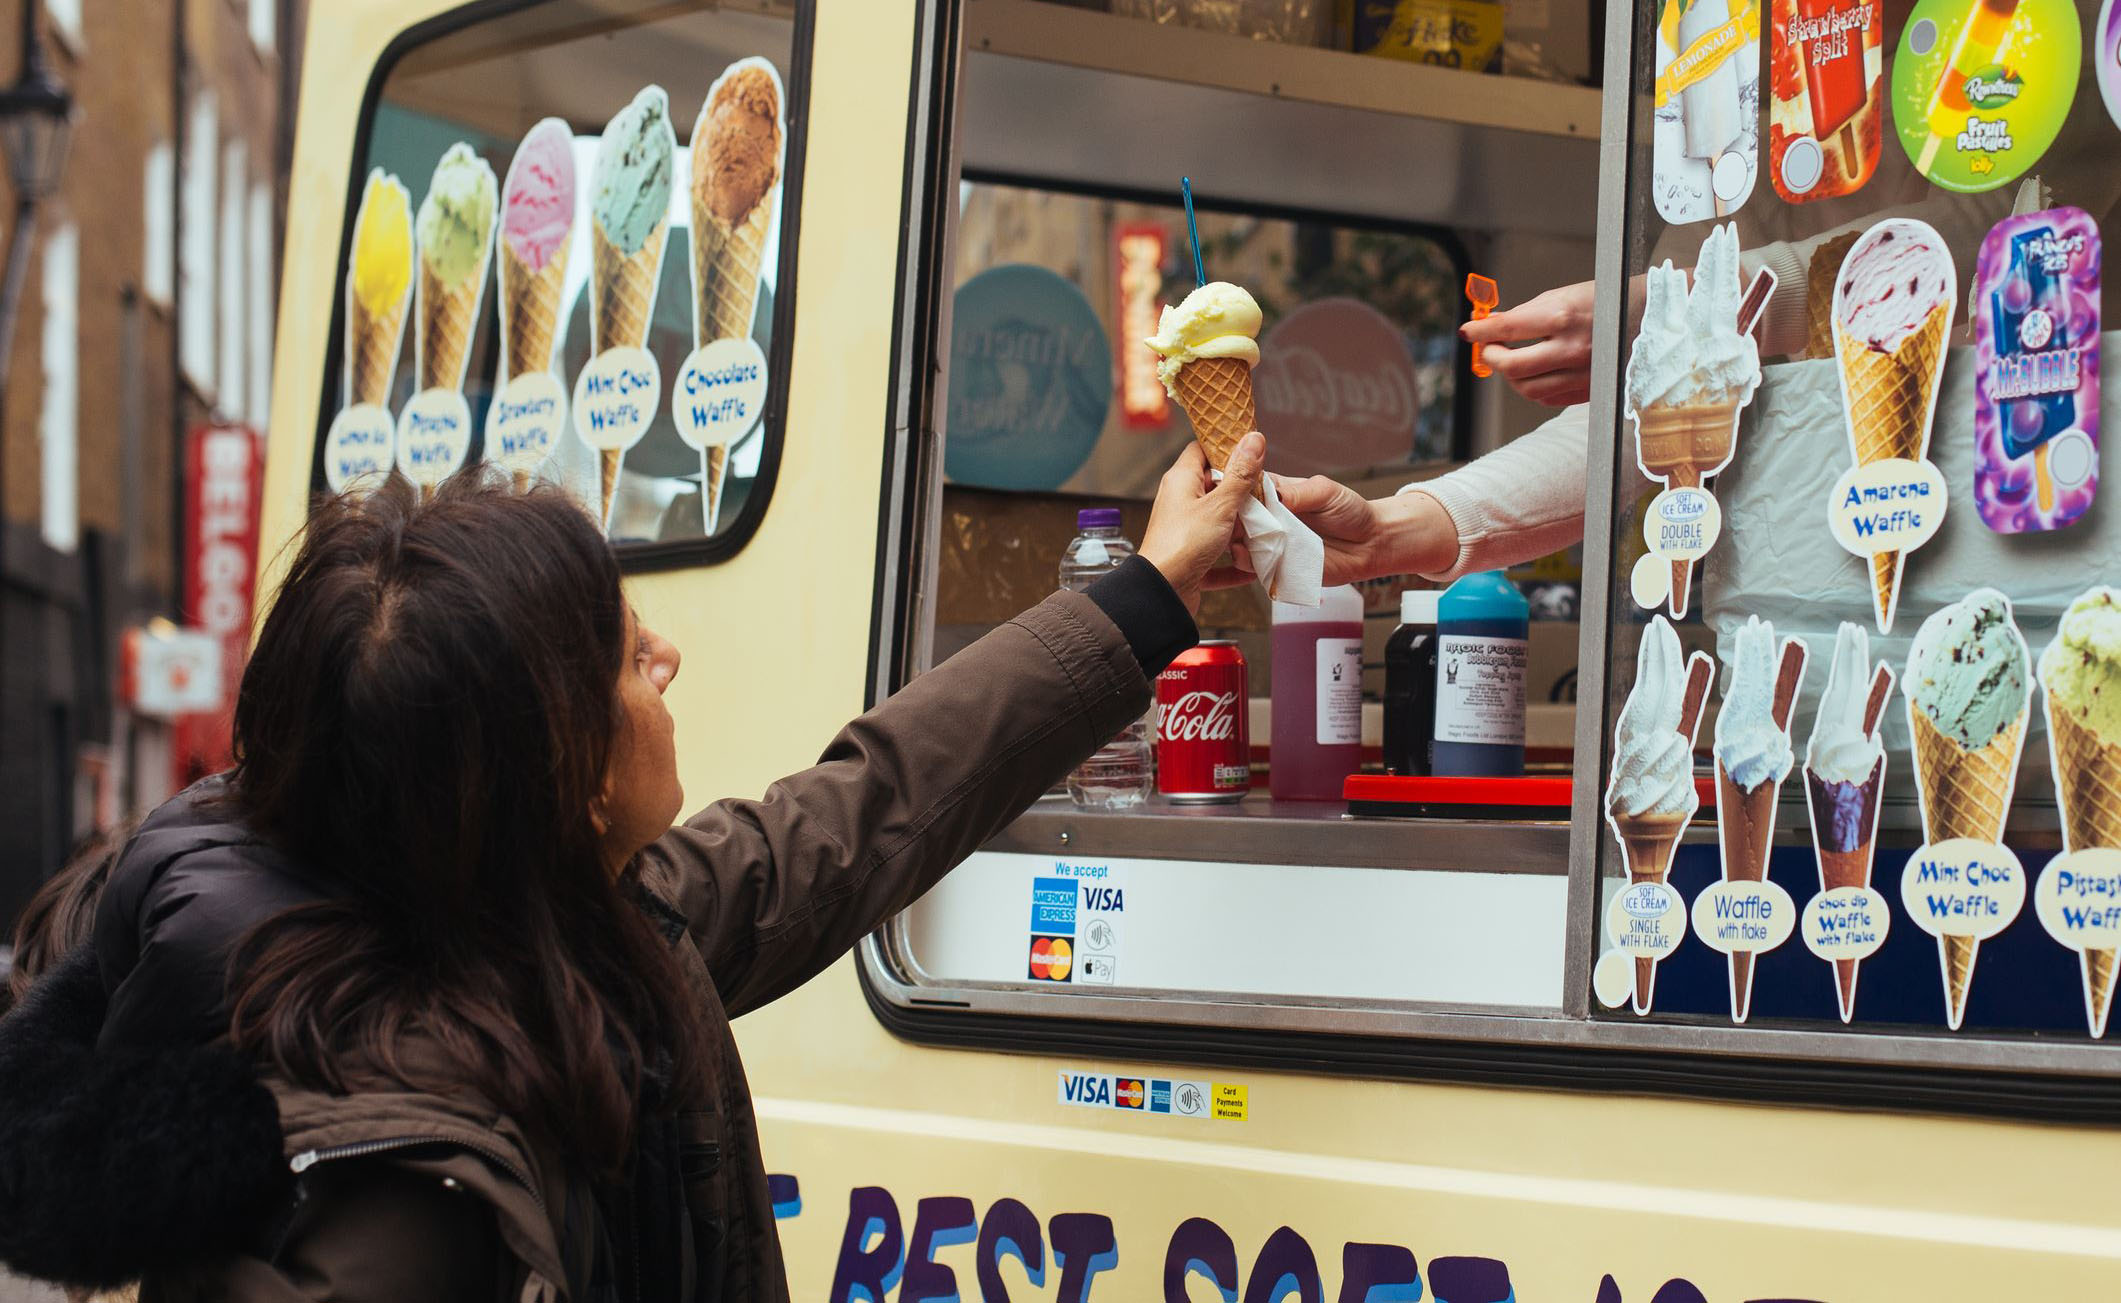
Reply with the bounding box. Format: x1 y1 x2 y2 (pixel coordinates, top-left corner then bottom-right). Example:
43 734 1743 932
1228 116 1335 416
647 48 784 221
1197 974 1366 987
1623 224 1769 619
2035 586 2121 1037
678 58 785 535
576 85 676 534
1600 616 1716 1016
490 118 577 492
1828 218 1954 634
324 169 413 495
399 143 496 500
1900 588 2032 1031
1800 621 1896 1022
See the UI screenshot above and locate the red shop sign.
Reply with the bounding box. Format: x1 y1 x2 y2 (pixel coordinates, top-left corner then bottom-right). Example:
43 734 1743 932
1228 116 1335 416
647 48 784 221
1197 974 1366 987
1114 223 1170 429
175 424 265 781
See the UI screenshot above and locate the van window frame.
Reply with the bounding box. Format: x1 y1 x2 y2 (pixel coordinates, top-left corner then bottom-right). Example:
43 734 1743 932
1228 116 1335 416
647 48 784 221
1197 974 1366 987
308 0 817 574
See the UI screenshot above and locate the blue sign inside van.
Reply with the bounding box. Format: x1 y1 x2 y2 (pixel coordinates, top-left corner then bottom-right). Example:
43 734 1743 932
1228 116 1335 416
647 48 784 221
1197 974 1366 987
946 264 1111 492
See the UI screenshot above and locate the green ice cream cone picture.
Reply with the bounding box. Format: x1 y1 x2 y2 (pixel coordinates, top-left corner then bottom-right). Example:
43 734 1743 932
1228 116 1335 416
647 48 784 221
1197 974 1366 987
2034 587 2121 1037
400 143 497 501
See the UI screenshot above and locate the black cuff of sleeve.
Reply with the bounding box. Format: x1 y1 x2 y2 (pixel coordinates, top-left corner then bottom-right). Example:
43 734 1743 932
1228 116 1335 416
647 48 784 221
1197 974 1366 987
1086 554 1199 677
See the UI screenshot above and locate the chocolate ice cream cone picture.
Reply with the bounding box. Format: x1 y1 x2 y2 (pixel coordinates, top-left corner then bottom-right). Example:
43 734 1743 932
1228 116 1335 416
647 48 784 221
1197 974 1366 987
675 58 785 535
1601 616 1716 1016
1800 622 1895 1023
1624 223 1769 619
1698 618 1806 1023
489 118 576 493
2034 587 2121 1037
399 143 496 501
1828 219 1955 634
1900 589 2033 1031
322 169 413 496
574 86 676 535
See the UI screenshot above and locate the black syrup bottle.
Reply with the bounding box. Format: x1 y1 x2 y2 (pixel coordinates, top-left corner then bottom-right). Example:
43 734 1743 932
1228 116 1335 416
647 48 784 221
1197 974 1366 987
1382 588 1440 775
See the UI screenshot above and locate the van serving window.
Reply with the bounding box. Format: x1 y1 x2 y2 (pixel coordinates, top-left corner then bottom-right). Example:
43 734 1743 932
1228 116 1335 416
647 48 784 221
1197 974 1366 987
309 0 813 570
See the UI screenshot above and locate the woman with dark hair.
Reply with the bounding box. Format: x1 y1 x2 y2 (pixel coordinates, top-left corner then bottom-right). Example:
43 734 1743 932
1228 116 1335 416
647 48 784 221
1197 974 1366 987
0 434 1266 1302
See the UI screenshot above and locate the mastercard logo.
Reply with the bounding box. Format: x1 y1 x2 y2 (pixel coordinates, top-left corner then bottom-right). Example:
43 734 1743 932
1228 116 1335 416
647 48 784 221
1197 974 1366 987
1029 935 1074 981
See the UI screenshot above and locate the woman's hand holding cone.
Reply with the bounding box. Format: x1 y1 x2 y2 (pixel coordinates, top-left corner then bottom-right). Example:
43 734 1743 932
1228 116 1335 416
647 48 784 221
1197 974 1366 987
1141 433 1266 616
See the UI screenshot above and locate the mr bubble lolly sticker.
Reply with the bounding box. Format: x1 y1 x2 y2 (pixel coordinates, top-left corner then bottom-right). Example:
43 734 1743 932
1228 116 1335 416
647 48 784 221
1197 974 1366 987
1770 0 1883 202
1974 208 2101 534
1653 0 1763 223
1893 0 2082 194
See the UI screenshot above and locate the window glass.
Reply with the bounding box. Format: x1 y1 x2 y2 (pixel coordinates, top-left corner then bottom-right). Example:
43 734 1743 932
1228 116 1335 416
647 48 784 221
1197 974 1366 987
315 1 806 564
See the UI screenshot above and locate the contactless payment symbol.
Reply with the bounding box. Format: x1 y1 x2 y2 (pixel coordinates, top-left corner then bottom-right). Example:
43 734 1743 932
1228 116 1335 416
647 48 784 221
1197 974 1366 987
1893 0 2081 194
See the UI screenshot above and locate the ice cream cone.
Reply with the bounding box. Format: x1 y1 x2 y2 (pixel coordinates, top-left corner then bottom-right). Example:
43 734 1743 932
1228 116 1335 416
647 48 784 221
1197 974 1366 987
592 220 667 355
1909 705 2025 1030
1807 762 1884 1023
348 294 407 408
1715 764 1779 1022
600 449 623 530
701 444 731 535
1171 357 1267 503
500 237 570 380
693 195 774 346
1803 231 1863 361
2050 707 2121 1035
1635 401 1736 621
417 262 481 393
512 469 532 495
1615 811 1688 1015
1835 298 1950 633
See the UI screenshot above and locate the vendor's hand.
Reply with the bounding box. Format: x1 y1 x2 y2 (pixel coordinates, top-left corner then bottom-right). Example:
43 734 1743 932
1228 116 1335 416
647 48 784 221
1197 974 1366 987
1211 477 1459 588
1463 281 1597 408
1139 433 1266 615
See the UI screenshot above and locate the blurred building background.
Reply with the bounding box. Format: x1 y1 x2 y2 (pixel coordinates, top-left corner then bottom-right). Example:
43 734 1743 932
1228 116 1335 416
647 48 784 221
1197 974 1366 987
0 0 304 928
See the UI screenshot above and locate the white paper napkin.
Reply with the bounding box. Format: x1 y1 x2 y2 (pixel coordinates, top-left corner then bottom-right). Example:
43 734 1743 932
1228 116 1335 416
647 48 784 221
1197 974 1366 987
1221 470 1324 606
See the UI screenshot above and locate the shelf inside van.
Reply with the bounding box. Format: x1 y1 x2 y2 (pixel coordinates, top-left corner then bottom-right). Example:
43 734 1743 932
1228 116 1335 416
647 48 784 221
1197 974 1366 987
961 0 1603 235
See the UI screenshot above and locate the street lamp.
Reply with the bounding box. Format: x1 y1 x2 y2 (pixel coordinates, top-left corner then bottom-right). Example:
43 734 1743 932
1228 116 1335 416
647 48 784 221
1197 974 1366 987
0 0 76 399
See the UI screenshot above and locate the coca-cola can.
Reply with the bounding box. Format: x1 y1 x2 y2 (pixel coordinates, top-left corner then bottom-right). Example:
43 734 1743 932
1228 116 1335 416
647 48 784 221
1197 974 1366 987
1156 641 1250 802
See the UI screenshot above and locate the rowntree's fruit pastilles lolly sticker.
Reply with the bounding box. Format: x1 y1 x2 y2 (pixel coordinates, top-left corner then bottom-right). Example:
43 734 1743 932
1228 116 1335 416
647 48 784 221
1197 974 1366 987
1770 0 1883 201
1974 207 2101 534
1892 0 2081 193
1653 0 1764 224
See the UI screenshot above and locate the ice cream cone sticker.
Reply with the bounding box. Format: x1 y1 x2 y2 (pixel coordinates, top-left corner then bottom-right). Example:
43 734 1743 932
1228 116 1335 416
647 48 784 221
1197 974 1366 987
1900 588 2032 1031
323 169 413 495
675 58 785 535
399 143 496 500
1800 622 1896 1022
1624 224 1765 619
1652 0 1763 222
2035 587 2121 1037
1699 618 1806 1023
1603 616 1716 1016
1828 219 1955 634
490 118 577 493
574 86 675 535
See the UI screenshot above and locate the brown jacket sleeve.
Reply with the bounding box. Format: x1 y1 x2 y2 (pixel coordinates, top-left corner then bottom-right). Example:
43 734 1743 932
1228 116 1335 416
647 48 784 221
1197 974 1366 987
640 589 1149 1017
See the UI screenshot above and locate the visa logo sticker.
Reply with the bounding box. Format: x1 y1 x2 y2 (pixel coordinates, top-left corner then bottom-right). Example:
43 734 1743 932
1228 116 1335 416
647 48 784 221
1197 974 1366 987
1082 886 1125 912
1058 1071 1113 1108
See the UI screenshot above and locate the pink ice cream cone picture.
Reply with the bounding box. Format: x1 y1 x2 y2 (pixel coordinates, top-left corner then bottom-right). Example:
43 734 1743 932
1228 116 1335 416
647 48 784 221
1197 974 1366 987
489 118 577 493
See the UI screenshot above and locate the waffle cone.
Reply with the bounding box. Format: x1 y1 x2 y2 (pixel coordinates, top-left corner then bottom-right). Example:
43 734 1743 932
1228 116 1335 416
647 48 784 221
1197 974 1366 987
1804 231 1863 360
1615 810 1688 1015
1172 357 1266 503
1667 463 1702 619
702 445 730 534
500 240 570 380
600 449 623 531
592 221 667 355
1817 845 1875 1022
1716 766 1779 1023
417 263 480 393
2050 707 2121 1035
1835 299 1950 632
1909 707 2024 846
693 195 774 345
1940 934 1979 1030
348 294 407 408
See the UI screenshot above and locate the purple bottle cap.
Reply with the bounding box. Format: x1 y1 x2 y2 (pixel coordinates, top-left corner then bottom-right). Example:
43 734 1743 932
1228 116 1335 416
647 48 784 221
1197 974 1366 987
1076 508 1123 529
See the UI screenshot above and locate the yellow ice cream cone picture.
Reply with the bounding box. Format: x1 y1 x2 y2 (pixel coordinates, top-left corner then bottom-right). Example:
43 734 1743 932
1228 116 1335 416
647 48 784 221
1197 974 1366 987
2034 586 2121 1037
677 58 785 535
490 118 577 493
573 85 675 535
400 143 496 500
1899 588 2032 1031
323 170 413 496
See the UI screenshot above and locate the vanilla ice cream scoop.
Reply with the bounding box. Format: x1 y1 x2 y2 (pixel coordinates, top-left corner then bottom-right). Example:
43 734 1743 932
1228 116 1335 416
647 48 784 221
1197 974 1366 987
1144 281 1262 394
1808 622 1884 785
1715 615 1794 792
1625 223 1760 414
1608 616 1700 819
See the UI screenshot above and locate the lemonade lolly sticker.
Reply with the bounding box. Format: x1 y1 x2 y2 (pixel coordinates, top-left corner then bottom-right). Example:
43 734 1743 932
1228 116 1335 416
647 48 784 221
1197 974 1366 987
1974 209 2101 534
1653 0 1763 223
1769 0 1883 201
1893 0 2082 193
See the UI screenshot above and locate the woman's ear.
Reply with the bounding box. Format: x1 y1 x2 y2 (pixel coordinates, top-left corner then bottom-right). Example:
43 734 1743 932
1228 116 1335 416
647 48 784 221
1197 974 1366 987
588 798 610 839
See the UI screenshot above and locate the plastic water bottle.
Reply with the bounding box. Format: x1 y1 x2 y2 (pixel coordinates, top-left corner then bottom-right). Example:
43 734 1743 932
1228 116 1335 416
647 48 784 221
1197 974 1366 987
1060 508 1151 809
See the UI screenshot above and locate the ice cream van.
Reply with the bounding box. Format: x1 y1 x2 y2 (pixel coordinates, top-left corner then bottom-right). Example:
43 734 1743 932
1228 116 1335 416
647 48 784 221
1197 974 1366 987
268 0 2121 1297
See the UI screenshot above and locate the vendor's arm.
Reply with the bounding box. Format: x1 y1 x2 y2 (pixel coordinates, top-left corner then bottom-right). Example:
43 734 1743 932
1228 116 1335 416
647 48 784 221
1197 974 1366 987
642 438 1263 1016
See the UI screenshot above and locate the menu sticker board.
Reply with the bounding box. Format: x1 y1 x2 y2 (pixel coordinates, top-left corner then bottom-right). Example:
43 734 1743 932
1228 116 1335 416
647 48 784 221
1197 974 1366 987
2036 586 2121 1036
1900 588 2033 1030
1652 0 1763 223
1828 218 1955 634
492 117 579 490
1973 208 2101 533
1769 0 1883 201
2100 0 2121 131
1892 0 2082 193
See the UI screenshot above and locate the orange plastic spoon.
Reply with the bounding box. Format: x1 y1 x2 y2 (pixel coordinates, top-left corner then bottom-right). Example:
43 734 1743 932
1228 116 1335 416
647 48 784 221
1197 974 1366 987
1465 274 1498 378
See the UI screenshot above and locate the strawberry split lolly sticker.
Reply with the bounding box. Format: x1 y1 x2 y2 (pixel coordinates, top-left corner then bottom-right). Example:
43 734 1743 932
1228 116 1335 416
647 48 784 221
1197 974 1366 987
1769 0 1884 201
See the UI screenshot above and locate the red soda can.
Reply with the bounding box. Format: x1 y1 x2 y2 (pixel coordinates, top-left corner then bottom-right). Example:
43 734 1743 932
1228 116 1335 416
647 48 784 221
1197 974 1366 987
1156 640 1250 802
